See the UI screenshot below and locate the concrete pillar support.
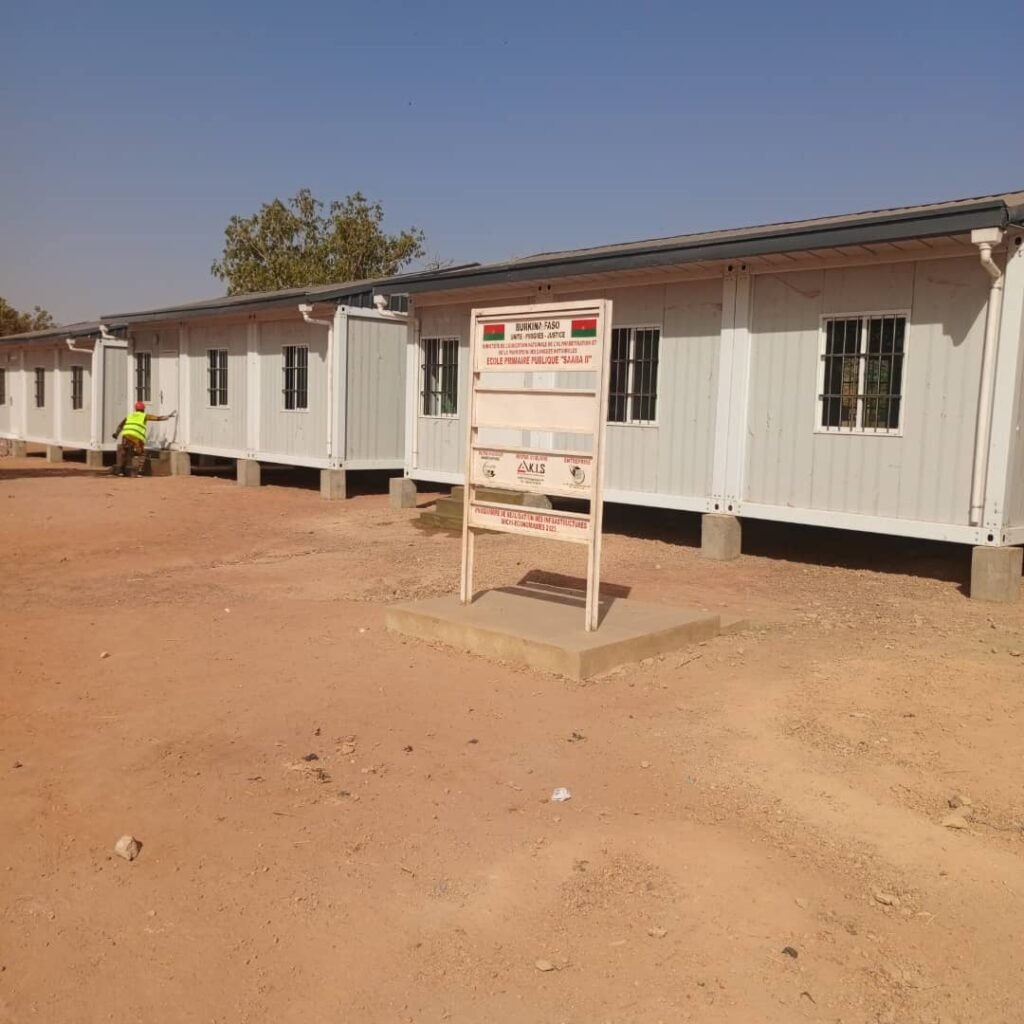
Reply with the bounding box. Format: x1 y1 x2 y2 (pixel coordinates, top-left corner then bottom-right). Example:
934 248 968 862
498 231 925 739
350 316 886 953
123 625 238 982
236 459 261 488
970 546 1022 603
9 440 27 458
701 513 742 561
45 445 63 464
170 451 191 477
85 449 105 469
389 477 418 509
320 468 347 500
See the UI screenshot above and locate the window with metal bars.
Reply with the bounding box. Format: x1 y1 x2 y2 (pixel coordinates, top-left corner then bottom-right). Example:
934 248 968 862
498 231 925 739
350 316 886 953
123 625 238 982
421 337 459 416
34 367 45 408
134 352 152 403
207 349 229 407
819 314 906 432
283 345 309 410
608 326 660 424
71 366 84 410
0 368 6 406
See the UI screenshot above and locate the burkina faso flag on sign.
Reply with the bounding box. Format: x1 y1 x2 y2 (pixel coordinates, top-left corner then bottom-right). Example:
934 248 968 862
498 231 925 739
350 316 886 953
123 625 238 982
571 318 597 338
483 323 505 341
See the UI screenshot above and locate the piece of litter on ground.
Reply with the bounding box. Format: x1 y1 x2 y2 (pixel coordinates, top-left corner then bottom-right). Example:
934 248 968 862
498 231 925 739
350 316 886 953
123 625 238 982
550 787 571 803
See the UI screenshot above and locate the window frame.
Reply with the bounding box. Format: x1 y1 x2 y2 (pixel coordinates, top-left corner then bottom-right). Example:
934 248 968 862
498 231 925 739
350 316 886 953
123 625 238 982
815 310 909 437
134 351 152 404
207 348 230 408
70 365 85 410
420 336 460 418
34 367 46 408
608 323 661 427
282 344 309 412
0 367 6 406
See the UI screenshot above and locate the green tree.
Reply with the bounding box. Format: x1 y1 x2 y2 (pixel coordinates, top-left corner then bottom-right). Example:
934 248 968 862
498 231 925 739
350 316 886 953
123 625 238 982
210 189 426 295
0 297 56 337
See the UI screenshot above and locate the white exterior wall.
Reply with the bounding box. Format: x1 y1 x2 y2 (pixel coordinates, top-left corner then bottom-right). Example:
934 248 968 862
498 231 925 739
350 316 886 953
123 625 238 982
257 318 328 462
410 282 722 505
744 256 988 527
0 353 15 435
25 351 55 442
413 303 474 478
345 314 406 465
58 348 92 446
187 322 248 452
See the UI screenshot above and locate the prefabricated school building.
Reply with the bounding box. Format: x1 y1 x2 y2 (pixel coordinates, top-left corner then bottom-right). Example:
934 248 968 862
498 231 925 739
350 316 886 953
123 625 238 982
392 191 1024 600
3 191 1024 600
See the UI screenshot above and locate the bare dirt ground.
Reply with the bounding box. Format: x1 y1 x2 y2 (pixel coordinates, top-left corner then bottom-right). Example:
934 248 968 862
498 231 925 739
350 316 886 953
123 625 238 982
1 455 1022 1024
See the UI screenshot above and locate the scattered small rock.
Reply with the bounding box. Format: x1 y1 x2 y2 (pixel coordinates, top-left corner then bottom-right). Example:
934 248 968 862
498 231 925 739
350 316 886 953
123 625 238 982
567 731 586 743
12 761 22 769
340 742 356 756
113 835 142 862
314 727 321 737
99 651 110 660
534 959 556 972
874 892 899 907
403 745 414 753
1010 650 1022 658
467 738 479 745
640 760 652 770
947 793 973 809
647 927 668 938
781 946 799 959
301 753 319 762
942 810 972 829
794 897 809 910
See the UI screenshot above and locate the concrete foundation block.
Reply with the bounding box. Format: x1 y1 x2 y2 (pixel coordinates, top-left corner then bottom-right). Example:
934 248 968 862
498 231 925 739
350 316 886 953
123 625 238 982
45 445 64 464
9 440 28 458
320 468 347 500
389 476 418 509
236 459 261 488
701 513 742 561
971 545 1022 603
85 449 105 469
170 451 191 477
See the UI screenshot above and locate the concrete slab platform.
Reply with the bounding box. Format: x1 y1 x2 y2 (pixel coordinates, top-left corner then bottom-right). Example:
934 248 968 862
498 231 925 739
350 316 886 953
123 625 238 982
386 584 744 680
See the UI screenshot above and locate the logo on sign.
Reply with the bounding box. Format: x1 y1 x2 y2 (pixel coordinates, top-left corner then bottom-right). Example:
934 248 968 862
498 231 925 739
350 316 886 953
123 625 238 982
570 465 587 485
482 461 497 479
518 460 546 477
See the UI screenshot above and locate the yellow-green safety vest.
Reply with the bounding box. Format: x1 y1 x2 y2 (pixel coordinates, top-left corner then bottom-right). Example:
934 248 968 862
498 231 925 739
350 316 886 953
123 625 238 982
122 411 148 443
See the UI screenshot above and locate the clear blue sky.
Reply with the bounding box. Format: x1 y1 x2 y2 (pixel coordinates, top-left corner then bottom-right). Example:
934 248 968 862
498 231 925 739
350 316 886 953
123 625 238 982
2 0 1022 323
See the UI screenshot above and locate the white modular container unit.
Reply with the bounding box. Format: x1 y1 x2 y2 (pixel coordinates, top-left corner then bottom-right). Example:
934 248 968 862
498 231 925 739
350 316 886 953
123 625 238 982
394 192 1024 592
106 281 408 492
0 323 129 454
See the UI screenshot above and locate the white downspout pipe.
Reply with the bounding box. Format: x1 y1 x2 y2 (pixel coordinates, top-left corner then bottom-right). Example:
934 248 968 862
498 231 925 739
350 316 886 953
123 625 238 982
969 227 1006 526
299 304 334 460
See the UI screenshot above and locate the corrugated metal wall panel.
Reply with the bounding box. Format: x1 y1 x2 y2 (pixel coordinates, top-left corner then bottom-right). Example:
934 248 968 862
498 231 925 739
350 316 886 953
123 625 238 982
745 257 987 525
0 358 13 434
188 323 248 451
346 316 406 462
257 319 328 459
102 347 128 438
1005 326 1024 526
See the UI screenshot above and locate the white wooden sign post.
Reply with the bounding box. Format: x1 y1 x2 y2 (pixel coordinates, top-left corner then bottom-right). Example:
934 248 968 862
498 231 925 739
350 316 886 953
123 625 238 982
459 300 612 631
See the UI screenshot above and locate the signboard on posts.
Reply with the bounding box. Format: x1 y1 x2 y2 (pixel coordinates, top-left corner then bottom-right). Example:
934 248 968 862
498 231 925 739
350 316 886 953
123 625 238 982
460 301 612 631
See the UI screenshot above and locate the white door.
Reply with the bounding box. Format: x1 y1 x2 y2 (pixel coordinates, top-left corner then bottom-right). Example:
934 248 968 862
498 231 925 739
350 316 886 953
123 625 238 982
153 338 179 449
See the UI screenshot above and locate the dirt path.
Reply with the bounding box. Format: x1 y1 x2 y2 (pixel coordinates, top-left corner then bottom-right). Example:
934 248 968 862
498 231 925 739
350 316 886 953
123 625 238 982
1 456 1022 1023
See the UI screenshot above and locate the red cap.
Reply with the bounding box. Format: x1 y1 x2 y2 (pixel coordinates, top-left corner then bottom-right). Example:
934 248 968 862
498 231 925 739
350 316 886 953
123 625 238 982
134 401 145 411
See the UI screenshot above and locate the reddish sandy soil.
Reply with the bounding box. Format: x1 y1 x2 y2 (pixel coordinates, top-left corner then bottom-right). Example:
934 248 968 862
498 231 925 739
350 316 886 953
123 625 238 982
1 454 1022 1024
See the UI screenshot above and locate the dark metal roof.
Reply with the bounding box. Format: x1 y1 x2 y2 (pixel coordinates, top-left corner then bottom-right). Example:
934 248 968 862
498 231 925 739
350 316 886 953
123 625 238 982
101 267 478 325
393 190 1024 294
0 321 124 346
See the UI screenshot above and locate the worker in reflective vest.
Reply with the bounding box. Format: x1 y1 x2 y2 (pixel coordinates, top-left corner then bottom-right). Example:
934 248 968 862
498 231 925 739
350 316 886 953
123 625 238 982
111 401 176 477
